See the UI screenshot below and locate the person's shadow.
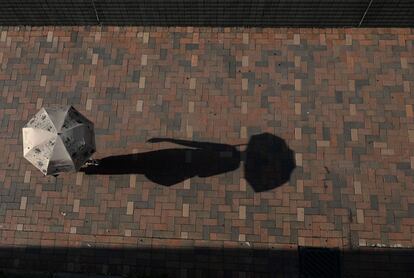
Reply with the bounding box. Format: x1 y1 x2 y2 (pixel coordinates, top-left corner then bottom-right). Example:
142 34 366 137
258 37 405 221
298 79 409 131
80 133 296 192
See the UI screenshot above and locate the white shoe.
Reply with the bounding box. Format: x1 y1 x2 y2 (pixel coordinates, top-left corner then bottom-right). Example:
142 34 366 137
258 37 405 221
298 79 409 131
84 159 99 166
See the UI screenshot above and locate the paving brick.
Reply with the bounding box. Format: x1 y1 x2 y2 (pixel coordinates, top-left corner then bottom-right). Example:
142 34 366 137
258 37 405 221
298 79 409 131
86 99 92 111
294 56 301 67
295 103 301 115
47 31 53 42
381 149 395 156
35 98 43 109
409 130 414 142
295 79 301 91
319 33 326 45
240 126 247 139
404 81 410 93
141 54 147 66
73 199 80 213
295 128 302 140
242 56 249 67
89 75 96 88
181 232 188 239
24 170 31 183
357 209 364 224
75 172 83 186
242 79 248 90
354 181 362 195
349 80 355 92
297 208 304 221
370 195 379 210
136 100 143 112
20 197 27 210
191 55 198 67
243 33 249 44
241 102 247 114
351 129 358 141
183 204 189 217
373 142 387 149
40 75 46 87
183 179 190 189
143 32 149 44
239 206 246 220
127 202 134 215
43 53 50 65
406 105 413 117
92 53 98 65
317 140 330 147
293 34 300 45
240 178 246 191
186 125 193 138
296 180 303 193
185 43 199 50
346 34 352 45
139 77 146 88
401 57 408 69
295 153 303 167
125 229 131 237
0 31 7 42
130 175 136 188
189 78 196 89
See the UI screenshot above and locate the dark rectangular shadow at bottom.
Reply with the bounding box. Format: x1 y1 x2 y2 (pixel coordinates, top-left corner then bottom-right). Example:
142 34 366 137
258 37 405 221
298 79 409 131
0 246 413 277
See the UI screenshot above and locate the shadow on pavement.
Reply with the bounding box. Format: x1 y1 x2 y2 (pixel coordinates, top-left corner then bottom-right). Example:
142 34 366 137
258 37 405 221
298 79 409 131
80 133 296 192
0 246 413 277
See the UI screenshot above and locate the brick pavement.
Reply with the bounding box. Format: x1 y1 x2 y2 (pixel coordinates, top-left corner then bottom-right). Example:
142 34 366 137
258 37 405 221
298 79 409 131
0 26 414 276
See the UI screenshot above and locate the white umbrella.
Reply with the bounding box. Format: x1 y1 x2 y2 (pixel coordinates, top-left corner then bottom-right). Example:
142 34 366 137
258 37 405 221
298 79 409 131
22 106 95 175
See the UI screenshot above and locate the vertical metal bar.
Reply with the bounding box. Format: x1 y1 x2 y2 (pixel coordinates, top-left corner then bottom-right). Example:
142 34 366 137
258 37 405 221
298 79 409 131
358 0 374 27
91 0 101 25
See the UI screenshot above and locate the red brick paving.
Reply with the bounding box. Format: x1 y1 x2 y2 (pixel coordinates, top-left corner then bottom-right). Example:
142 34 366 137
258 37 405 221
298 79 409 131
0 26 414 276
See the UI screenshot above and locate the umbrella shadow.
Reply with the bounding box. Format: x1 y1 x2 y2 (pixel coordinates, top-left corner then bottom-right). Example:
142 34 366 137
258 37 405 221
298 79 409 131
80 133 296 192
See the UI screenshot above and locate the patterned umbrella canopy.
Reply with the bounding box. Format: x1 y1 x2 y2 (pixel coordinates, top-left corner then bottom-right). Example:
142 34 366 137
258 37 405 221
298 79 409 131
22 106 95 175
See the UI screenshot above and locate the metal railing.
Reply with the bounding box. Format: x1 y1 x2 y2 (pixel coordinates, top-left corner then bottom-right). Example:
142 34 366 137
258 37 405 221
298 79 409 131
0 0 412 27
